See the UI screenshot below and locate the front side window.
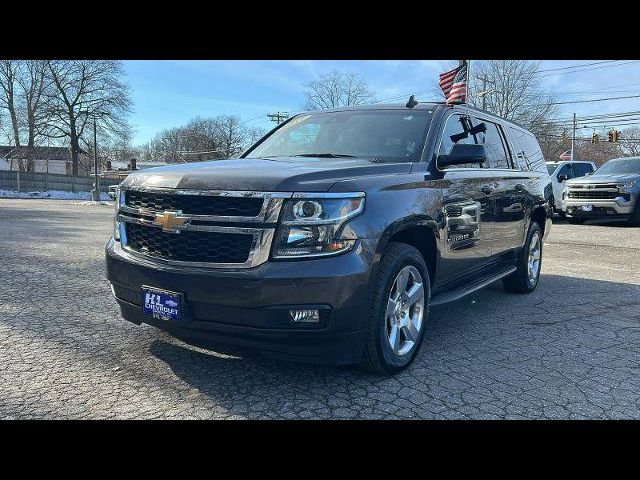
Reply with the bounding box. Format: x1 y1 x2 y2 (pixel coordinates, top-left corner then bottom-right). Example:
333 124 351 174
572 163 594 177
557 164 574 179
473 118 511 169
437 114 484 169
245 110 432 163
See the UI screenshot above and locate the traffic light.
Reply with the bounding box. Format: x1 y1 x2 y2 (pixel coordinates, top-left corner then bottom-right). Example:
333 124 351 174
608 130 615 142
591 132 599 144
613 130 620 143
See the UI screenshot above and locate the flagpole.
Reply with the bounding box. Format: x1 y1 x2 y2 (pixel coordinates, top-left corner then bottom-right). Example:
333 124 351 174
460 60 469 104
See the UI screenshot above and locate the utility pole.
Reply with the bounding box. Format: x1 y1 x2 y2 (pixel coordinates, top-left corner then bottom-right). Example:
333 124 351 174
571 113 576 161
92 117 99 202
477 74 489 110
267 111 290 125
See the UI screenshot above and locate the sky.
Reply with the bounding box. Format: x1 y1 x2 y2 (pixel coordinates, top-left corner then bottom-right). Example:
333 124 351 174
123 60 640 145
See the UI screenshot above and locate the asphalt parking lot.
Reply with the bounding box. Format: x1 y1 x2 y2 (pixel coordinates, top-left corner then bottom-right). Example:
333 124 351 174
1 199 639 419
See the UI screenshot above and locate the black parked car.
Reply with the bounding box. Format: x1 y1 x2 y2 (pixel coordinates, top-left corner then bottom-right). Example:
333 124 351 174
106 103 552 374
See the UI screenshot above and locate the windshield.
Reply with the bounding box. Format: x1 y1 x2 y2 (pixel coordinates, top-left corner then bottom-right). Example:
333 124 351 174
245 110 432 163
593 158 640 176
546 163 558 175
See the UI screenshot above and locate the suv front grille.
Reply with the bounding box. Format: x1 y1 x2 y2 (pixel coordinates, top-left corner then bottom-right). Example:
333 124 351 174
125 190 264 217
568 190 620 200
125 222 253 264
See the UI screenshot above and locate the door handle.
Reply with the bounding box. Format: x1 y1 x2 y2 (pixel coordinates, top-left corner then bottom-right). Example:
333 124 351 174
481 185 493 195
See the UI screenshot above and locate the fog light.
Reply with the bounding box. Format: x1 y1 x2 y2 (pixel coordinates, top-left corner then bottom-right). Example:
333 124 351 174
290 309 320 323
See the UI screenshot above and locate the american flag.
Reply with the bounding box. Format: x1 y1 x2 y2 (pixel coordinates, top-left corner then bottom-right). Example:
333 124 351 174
559 150 572 160
439 62 468 104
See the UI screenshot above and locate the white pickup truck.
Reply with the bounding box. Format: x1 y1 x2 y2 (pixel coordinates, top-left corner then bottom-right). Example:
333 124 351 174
545 160 597 215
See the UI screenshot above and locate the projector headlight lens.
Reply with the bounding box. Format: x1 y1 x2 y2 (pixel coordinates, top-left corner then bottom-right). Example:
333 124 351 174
273 193 364 258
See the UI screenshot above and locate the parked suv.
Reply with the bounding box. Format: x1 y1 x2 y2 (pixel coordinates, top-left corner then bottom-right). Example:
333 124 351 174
545 160 596 215
564 156 640 224
105 103 553 374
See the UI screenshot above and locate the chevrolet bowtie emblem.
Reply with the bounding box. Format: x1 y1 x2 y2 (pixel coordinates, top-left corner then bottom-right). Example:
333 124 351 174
153 210 190 233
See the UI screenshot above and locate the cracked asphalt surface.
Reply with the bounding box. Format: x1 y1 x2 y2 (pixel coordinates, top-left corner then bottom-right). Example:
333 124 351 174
1 199 639 419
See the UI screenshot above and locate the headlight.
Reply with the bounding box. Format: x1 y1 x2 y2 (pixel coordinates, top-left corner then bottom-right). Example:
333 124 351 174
619 181 637 193
113 187 125 241
273 193 365 258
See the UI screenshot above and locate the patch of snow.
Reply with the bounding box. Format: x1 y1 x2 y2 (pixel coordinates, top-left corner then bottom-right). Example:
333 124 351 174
75 200 114 207
0 189 110 201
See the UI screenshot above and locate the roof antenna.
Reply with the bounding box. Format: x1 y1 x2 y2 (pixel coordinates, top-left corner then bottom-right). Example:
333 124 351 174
406 95 419 108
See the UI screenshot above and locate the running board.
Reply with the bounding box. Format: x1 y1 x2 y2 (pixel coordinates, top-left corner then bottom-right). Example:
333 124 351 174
430 266 517 307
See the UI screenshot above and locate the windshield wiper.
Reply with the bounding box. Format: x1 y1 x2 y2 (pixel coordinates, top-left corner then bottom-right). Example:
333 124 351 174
292 153 358 158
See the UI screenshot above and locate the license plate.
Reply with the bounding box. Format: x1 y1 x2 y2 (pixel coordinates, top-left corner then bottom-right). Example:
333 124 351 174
581 204 593 212
141 286 181 322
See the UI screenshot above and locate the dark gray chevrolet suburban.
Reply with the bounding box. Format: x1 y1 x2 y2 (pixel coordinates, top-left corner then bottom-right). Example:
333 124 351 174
105 103 553 374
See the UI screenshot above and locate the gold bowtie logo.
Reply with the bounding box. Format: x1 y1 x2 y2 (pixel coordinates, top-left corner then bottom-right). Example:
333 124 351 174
153 210 190 233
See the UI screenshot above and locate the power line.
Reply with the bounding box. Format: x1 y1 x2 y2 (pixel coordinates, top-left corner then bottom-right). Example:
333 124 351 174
535 60 619 74
545 94 640 106
535 61 640 78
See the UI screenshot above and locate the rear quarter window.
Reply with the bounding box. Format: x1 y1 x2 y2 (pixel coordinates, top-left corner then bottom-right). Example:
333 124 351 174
508 127 546 173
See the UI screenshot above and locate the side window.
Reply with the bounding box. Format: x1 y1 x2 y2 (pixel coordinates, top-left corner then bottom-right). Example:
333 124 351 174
573 163 594 177
473 118 510 169
508 127 545 172
437 114 483 168
506 130 526 170
557 164 574 179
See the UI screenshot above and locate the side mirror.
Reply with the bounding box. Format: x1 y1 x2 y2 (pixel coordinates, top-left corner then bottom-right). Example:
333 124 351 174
439 143 487 168
557 174 569 182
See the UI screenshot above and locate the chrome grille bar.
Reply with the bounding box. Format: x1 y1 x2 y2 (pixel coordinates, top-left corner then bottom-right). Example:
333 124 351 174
117 187 289 269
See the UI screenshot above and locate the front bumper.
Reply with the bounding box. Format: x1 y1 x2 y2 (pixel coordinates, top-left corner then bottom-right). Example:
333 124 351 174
105 238 377 365
565 197 635 218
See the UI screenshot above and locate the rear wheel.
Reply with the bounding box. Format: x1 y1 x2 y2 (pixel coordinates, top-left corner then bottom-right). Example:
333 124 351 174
361 243 429 375
503 222 543 294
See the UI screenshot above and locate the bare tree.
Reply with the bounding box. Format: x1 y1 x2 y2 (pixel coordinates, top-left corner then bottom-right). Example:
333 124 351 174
303 70 375 110
620 127 640 157
17 60 49 170
468 61 558 134
0 61 22 169
43 60 132 176
215 115 246 157
142 114 258 163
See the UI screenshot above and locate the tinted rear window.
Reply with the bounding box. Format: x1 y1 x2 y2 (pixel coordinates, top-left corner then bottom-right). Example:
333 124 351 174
508 127 546 173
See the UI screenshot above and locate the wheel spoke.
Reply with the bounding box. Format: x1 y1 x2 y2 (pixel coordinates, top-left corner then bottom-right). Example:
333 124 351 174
389 325 401 353
405 282 424 307
402 319 419 342
395 268 410 294
386 298 397 319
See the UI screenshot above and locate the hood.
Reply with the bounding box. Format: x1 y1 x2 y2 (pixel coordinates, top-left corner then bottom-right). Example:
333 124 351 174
120 157 412 192
566 173 640 185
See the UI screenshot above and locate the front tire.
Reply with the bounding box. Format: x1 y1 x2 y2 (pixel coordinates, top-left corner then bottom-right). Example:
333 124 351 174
361 243 430 375
503 222 543 294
